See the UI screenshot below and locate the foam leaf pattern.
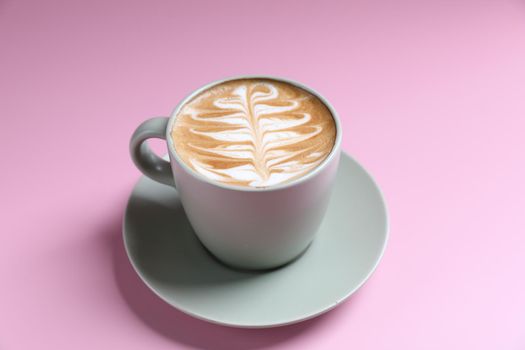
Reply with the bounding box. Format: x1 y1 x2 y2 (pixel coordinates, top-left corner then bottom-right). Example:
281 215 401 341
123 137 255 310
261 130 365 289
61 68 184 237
171 80 335 188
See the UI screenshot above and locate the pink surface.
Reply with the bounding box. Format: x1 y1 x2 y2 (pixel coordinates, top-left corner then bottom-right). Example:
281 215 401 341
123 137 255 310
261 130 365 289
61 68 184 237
1 0 524 348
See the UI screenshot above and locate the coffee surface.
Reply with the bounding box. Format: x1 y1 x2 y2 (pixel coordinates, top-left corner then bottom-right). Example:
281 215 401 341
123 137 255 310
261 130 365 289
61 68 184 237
171 78 336 188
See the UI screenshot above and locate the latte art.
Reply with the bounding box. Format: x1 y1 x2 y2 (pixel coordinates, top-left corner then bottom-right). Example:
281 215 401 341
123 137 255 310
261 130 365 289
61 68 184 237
171 79 336 188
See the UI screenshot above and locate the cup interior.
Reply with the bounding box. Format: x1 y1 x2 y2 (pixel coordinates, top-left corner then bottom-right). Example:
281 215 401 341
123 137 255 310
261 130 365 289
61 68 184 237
165 75 343 192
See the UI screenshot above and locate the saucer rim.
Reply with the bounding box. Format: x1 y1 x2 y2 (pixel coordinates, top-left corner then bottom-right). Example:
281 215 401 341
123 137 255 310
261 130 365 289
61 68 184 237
122 151 389 328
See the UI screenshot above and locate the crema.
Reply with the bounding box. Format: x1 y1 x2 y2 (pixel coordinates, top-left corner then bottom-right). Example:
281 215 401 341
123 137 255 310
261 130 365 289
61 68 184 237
171 78 336 188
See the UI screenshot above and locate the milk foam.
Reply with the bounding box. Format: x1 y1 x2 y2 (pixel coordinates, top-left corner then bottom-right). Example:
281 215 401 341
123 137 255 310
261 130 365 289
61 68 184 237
171 79 336 188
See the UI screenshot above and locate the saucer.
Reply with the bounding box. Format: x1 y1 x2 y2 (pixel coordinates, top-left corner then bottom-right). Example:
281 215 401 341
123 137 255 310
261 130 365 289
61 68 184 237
123 152 389 328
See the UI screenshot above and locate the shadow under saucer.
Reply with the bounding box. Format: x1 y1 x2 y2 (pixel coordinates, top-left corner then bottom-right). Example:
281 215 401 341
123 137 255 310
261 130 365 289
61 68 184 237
109 224 351 350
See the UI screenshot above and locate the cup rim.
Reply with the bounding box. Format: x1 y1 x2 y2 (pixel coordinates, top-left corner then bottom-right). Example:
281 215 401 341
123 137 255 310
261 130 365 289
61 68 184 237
166 75 343 192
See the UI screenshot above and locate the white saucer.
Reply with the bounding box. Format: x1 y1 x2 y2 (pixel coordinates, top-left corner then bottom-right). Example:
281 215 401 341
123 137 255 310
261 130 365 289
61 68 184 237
123 152 388 328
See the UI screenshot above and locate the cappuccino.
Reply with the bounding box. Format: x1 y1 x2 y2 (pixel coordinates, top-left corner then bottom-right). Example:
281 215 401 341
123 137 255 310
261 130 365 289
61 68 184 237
171 78 336 188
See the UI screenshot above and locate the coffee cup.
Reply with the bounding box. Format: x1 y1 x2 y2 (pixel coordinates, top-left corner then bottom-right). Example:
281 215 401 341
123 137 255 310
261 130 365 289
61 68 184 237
130 76 342 269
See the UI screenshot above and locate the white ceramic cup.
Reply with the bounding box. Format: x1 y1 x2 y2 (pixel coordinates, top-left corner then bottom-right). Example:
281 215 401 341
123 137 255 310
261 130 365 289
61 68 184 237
130 76 342 270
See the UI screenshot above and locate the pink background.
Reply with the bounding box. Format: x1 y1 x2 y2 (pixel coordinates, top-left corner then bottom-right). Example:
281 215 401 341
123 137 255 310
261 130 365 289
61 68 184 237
1 0 524 348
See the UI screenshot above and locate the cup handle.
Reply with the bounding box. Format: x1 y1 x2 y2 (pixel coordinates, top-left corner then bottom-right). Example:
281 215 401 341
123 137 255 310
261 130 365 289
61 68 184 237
129 117 175 187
